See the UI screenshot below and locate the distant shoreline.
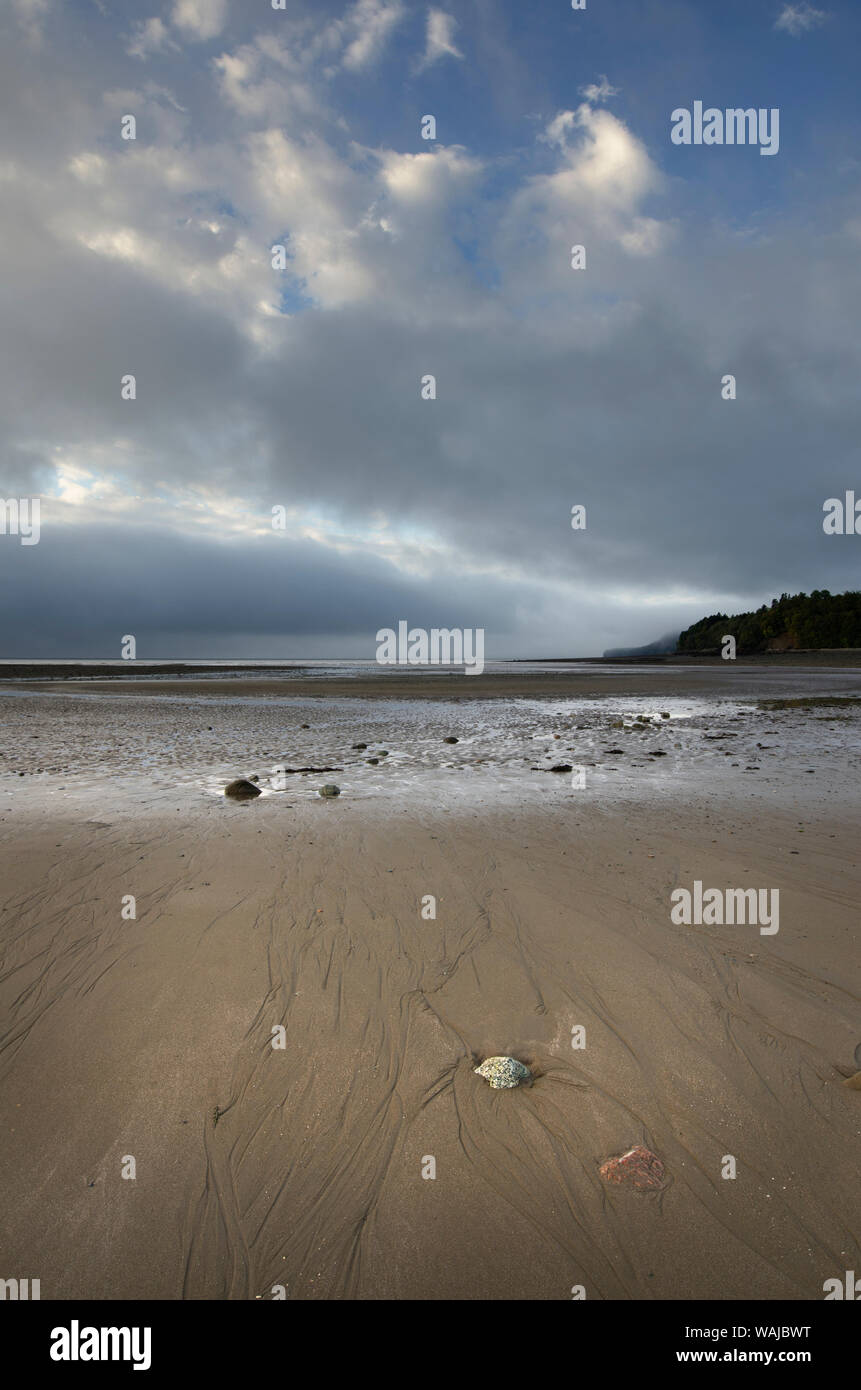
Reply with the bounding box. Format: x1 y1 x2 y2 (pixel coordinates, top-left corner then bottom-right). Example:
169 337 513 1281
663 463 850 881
1 650 861 684
2 658 861 702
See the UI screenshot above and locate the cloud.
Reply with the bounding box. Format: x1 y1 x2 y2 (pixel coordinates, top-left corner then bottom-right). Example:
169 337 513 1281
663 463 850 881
127 18 179 61
10 0 49 45
213 37 320 122
0 0 859 657
171 0 229 43
774 3 827 36
340 0 405 71
578 75 618 104
417 9 464 70
523 104 671 261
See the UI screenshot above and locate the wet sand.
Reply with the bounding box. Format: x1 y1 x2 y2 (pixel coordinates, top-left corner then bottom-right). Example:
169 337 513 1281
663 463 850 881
0 676 858 1300
6 658 861 703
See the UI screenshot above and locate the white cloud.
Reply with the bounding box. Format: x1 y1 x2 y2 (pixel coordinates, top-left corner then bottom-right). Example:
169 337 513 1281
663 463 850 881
774 3 827 36
249 128 391 309
127 18 179 61
542 110 577 148
171 0 229 43
213 39 319 121
417 9 463 69
68 152 108 184
579 75 618 104
543 105 661 211
501 104 672 286
378 146 480 207
340 0 404 71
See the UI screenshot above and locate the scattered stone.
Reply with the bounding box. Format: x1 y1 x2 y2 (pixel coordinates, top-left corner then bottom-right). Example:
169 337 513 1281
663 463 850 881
661 712 670 719
648 750 667 757
352 743 367 750
319 784 341 797
599 1144 666 1191
366 757 380 765
532 763 573 773
224 779 261 801
474 1056 532 1089
604 748 625 755
443 736 459 744
378 750 389 757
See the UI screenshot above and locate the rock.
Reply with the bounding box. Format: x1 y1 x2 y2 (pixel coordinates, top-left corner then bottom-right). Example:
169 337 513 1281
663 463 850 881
224 779 261 801
474 1056 532 1089
661 712 670 719
352 743 367 750
443 736 459 744
604 748 625 755
843 1072 861 1091
599 1144 666 1191
366 757 380 765
249 775 261 782
609 720 624 729
319 784 341 797
378 750 389 757
301 723 310 729
648 750 667 757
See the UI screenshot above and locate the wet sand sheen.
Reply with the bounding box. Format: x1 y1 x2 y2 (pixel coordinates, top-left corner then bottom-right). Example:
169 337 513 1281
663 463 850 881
0 794 858 1300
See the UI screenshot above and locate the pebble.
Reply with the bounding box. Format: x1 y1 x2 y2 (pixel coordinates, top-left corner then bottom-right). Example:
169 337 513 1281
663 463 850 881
599 1145 666 1191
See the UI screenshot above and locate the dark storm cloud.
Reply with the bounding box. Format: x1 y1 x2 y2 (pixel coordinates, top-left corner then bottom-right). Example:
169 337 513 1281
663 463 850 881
0 521 550 658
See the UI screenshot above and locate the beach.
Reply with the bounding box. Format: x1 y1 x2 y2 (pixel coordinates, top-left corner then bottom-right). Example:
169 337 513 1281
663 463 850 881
0 666 858 1299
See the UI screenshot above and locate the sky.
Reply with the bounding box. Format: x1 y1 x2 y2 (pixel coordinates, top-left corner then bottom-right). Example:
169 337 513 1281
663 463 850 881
0 0 859 658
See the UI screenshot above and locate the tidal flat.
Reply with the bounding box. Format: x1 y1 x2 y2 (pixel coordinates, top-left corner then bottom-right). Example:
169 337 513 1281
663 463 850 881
0 665 858 1299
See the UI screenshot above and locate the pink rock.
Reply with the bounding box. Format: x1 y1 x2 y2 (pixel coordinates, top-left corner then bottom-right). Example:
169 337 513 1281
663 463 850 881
599 1144 666 1191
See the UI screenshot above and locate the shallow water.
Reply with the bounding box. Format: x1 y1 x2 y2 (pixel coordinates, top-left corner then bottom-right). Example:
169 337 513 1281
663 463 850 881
1 682 858 821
